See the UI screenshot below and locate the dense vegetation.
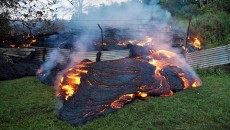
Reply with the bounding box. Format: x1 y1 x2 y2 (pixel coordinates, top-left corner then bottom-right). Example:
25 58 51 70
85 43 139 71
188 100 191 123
0 72 229 129
160 0 230 48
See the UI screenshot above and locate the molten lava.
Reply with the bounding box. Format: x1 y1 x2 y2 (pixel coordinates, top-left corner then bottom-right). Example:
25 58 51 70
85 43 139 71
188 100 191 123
58 62 91 100
55 38 202 126
10 44 16 48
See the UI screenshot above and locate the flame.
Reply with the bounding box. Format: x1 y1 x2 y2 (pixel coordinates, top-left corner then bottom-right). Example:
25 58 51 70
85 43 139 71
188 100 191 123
62 85 75 100
193 38 201 49
192 79 201 88
22 43 32 47
32 39 36 43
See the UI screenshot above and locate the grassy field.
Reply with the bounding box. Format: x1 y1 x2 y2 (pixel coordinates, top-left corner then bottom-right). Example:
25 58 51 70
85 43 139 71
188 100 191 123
0 73 230 130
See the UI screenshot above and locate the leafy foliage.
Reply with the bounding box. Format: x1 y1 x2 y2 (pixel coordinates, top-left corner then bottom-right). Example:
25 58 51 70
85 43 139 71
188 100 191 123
159 0 230 48
0 0 58 40
0 12 12 39
0 0 57 20
190 11 230 48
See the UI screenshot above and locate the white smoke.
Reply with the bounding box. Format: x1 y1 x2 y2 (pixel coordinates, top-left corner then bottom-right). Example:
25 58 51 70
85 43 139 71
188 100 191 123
62 0 173 52
40 0 200 86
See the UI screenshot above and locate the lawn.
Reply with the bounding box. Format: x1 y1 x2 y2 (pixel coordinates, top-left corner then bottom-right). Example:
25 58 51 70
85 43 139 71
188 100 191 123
0 74 230 130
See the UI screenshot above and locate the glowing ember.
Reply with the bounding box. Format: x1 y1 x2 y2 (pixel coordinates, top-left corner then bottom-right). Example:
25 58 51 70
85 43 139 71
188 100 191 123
32 39 36 43
138 92 148 98
10 44 16 48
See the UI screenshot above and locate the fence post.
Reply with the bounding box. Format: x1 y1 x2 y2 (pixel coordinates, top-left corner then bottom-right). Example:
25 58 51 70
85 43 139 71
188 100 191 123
43 48 46 61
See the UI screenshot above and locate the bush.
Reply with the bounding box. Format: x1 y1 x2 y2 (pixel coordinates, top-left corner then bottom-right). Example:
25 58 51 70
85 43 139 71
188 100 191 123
0 12 12 40
159 1 230 49
190 11 230 48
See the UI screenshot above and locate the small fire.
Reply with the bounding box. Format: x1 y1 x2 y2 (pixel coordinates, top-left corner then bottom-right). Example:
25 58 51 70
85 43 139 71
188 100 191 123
62 85 75 100
192 79 202 88
192 38 201 49
182 45 188 53
22 43 32 47
32 39 36 43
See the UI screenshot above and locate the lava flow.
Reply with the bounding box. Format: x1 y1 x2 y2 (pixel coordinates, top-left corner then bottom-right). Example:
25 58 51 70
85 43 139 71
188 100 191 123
56 42 201 126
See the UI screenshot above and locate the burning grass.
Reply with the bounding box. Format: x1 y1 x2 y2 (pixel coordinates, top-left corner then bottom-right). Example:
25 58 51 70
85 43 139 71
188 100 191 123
0 74 229 129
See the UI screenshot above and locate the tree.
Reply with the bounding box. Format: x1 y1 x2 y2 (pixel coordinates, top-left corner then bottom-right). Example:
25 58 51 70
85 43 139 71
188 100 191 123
67 0 84 18
0 0 57 20
0 0 57 40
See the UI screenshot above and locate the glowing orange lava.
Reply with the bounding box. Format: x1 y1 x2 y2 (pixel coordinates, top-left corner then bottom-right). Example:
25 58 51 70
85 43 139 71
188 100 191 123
110 94 135 109
138 91 148 98
192 79 202 88
58 62 91 100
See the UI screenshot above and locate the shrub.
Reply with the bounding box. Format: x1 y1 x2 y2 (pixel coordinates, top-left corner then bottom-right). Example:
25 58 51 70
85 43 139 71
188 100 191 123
190 11 230 48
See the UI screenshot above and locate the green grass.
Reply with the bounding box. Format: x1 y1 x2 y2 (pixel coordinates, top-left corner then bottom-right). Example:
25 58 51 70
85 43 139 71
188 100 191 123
0 74 230 130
